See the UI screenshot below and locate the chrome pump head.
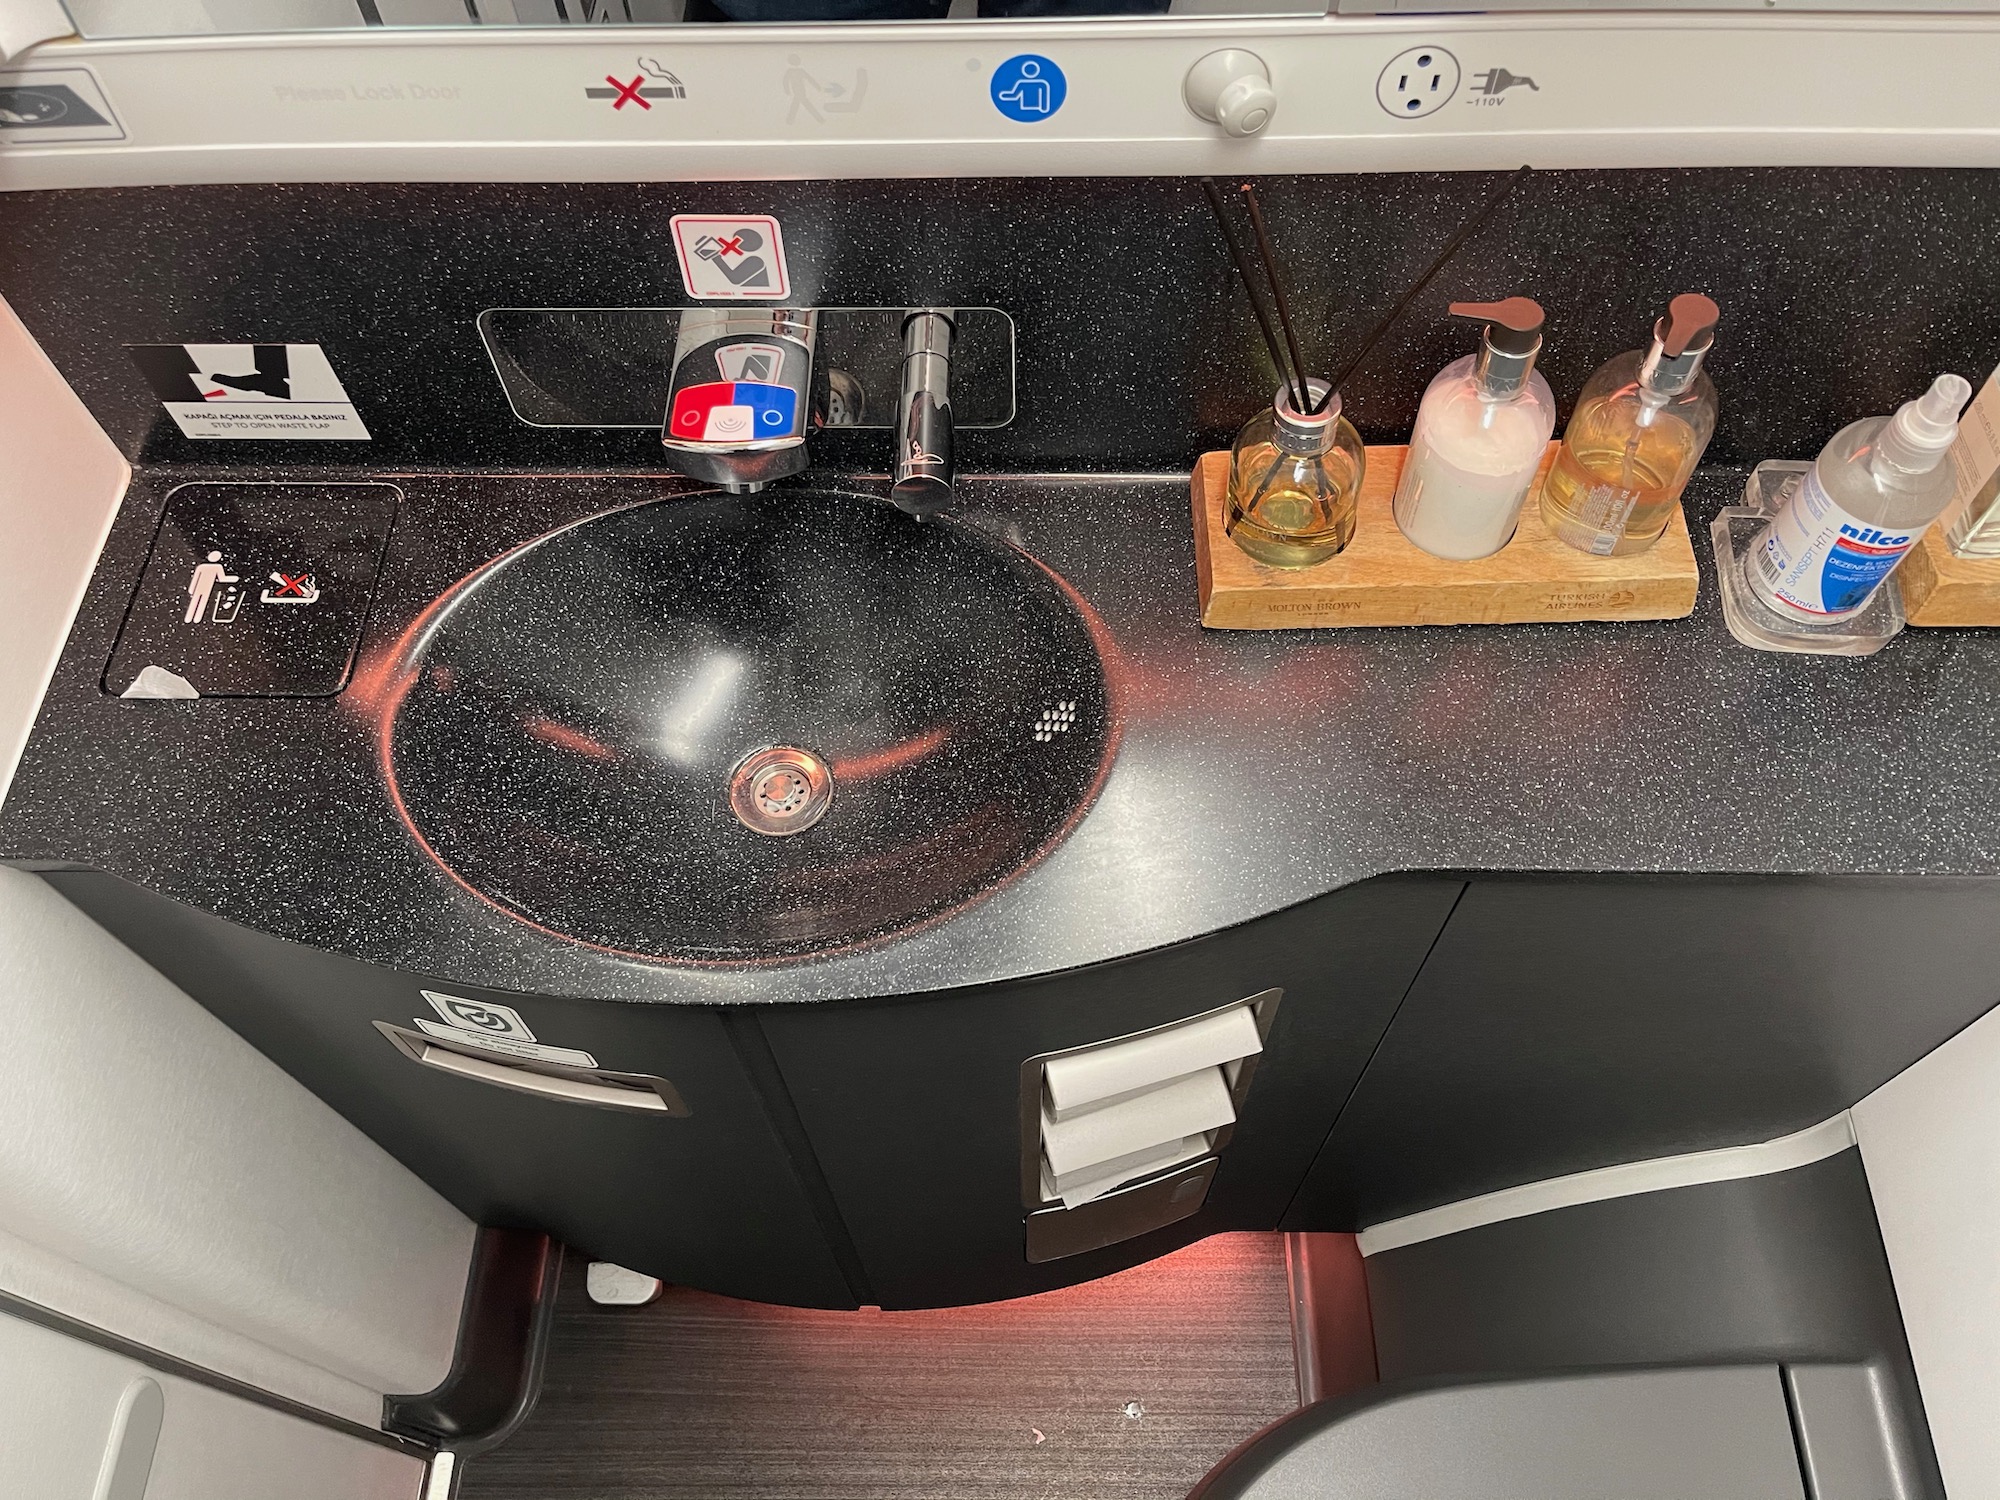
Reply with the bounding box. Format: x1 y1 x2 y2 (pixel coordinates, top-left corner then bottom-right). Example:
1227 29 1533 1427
1639 292 1721 399
1449 296 1546 399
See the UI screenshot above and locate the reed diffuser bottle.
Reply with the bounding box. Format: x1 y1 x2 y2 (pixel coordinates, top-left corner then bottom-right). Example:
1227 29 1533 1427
1226 379 1367 567
1199 177 1365 568
1540 293 1720 556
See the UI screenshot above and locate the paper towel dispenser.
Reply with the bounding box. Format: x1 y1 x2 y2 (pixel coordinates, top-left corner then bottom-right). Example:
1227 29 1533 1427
1020 991 1277 1263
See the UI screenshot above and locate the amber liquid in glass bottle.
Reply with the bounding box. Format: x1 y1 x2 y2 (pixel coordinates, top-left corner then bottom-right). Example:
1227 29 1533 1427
1539 396 1704 556
1539 295 1721 558
1226 380 1366 569
1229 439 1361 565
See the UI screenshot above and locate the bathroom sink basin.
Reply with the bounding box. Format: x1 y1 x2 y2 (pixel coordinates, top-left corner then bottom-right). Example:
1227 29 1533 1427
385 490 1115 962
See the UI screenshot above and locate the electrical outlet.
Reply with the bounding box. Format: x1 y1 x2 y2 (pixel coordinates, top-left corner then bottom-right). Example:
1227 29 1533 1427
1375 46 1461 119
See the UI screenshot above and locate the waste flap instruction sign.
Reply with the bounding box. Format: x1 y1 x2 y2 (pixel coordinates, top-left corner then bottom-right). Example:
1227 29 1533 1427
416 991 599 1069
128 343 370 440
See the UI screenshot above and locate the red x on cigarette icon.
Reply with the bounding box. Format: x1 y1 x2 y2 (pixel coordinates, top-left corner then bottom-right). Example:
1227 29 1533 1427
606 75 649 110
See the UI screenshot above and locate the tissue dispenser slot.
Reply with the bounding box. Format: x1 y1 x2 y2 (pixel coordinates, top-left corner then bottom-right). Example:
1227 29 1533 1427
1019 991 1278 1262
1044 1136 1209 1208
1042 1002 1263 1121
1040 1065 1237 1205
1026 1158 1219 1265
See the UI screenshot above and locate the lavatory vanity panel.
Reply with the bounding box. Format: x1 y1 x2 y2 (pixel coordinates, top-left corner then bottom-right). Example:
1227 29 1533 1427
43 871 861 1310
18 462 2000 1308
756 877 1462 1309
1287 875 2000 1231
14 175 2000 477
18 466 2000 1008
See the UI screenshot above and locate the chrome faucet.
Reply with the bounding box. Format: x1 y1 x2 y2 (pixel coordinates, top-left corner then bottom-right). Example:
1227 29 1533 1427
659 305 958 511
661 307 816 492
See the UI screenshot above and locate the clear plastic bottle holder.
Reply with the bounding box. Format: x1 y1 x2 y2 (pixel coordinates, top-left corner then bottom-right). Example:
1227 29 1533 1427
1712 463 1907 657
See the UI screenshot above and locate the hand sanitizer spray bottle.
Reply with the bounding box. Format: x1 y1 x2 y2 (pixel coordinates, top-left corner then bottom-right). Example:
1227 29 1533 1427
1747 374 1972 622
1393 298 1556 561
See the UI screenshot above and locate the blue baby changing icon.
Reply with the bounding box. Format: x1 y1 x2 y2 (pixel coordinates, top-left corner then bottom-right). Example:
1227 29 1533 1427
991 55 1066 122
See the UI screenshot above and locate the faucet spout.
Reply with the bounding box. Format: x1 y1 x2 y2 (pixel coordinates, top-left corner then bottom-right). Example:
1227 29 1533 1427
660 308 816 493
891 309 956 516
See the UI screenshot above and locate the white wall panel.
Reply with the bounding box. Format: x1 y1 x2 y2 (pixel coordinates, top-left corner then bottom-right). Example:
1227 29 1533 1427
1855 1003 2000 1500
0 866 475 1409
0 291 126 809
0 1222 390 1428
0 288 472 1423
6 15 2000 189
0 1311 429 1500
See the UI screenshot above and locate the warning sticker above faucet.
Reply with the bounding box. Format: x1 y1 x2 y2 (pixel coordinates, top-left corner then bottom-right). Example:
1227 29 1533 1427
670 215 791 301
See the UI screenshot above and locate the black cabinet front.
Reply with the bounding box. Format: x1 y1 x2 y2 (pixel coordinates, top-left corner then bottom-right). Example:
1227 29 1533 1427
1287 874 2000 1231
67 868 1996 1310
756 877 1463 1309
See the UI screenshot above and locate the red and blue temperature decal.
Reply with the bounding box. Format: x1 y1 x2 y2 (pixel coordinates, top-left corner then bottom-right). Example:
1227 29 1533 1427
668 381 800 443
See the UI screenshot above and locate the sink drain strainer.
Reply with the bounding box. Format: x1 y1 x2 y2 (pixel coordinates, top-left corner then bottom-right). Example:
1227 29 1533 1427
729 745 834 836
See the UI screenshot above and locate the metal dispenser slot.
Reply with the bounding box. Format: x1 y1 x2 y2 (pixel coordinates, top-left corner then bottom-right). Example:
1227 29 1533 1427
1019 990 1279 1264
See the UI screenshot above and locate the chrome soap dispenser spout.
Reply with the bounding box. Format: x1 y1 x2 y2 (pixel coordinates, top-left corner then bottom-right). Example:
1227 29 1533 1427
891 308 957 516
1638 292 1722 404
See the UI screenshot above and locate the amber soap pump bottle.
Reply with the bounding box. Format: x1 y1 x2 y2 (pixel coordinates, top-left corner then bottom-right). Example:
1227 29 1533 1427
1540 293 1721 556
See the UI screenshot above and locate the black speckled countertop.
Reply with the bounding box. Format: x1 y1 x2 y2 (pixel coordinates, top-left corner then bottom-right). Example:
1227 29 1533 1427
7 464 1999 1005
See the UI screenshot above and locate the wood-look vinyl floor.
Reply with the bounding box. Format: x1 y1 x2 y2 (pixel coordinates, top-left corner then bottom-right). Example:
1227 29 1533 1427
460 1232 1302 1500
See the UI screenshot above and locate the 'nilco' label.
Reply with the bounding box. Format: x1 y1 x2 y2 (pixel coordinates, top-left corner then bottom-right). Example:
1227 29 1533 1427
1754 468 1918 616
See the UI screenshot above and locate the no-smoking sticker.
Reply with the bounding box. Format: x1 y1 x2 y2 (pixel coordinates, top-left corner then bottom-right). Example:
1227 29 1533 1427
670 214 791 301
